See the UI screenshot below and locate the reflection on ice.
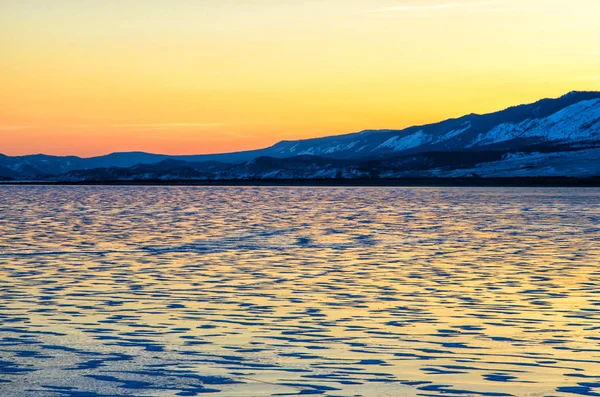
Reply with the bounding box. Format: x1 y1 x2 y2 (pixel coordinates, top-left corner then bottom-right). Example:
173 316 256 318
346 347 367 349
0 186 599 396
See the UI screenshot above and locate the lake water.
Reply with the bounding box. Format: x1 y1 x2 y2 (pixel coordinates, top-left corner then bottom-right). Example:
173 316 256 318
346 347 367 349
0 186 599 397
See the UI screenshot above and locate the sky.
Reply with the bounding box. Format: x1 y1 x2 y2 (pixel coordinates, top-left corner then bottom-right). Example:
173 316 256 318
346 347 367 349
1 0 599 157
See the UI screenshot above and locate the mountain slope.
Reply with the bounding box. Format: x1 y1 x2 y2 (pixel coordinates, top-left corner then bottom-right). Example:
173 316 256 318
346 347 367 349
266 91 600 158
1 91 599 180
0 151 264 175
56 146 600 182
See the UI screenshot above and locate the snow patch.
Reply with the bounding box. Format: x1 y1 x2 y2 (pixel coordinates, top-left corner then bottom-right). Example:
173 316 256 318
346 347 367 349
434 123 471 143
469 99 600 147
374 130 430 152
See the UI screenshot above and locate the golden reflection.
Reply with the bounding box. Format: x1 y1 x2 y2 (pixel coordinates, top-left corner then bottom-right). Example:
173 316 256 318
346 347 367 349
0 186 598 396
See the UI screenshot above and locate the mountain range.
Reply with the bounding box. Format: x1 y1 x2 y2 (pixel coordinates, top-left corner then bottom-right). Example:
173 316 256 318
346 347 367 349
2 91 600 182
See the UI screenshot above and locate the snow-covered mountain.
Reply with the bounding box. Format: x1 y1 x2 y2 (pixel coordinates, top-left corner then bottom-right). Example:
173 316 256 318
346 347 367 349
1 91 599 181
265 91 600 158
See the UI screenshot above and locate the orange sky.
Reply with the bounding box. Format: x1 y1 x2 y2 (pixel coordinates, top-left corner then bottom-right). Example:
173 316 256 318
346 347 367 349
1 0 599 157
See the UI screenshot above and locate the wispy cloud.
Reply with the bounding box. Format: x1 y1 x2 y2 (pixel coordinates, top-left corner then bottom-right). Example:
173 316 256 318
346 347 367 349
366 1 498 14
0 125 32 131
112 123 225 130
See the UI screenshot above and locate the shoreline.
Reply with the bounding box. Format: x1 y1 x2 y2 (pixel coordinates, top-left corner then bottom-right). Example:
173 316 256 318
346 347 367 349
1 177 600 187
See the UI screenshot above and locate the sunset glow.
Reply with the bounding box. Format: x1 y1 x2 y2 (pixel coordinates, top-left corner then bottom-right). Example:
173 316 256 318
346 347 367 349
2 0 599 156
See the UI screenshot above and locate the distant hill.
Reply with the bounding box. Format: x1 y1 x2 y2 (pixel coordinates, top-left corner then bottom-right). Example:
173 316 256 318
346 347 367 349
2 91 600 181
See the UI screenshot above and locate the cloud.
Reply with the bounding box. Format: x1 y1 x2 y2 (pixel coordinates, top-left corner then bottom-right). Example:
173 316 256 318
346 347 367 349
366 1 498 14
112 123 225 130
0 125 32 131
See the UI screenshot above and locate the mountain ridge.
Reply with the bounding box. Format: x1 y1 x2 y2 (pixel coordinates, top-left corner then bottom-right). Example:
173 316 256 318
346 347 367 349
1 91 600 180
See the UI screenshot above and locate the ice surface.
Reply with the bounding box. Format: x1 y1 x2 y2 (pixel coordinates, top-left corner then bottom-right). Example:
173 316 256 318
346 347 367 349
0 186 599 397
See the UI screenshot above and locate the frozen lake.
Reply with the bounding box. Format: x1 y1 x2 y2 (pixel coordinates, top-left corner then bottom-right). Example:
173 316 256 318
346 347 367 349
0 186 599 397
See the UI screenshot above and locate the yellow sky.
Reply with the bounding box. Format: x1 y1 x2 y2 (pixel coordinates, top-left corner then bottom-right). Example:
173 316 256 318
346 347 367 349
1 0 599 156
